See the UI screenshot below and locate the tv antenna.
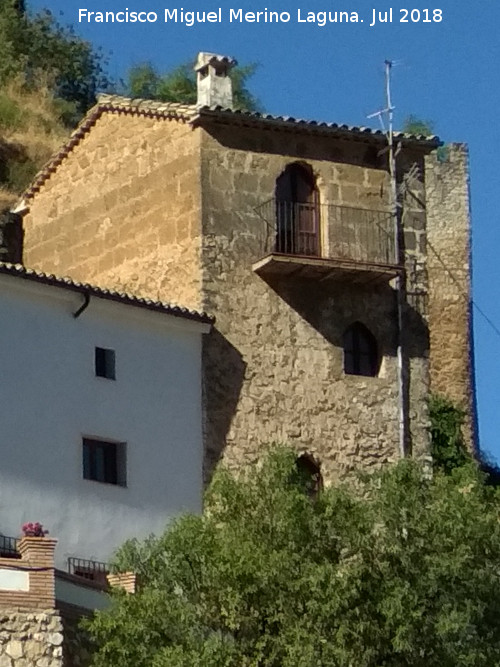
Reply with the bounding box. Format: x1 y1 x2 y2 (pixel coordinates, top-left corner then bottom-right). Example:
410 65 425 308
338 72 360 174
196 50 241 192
368 59 407 459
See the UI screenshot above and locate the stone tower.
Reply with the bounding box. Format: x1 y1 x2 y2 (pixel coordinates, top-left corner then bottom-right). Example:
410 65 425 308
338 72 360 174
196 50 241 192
16 53 475 481
425 145 477 448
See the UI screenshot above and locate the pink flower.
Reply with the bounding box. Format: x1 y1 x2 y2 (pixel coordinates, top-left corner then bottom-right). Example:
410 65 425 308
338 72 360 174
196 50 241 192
21 522 48 537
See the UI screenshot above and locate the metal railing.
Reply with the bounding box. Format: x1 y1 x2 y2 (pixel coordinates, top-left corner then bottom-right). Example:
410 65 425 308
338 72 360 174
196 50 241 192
0 535 20 559
273 200 320 257
68 557 110 585
255 199 397 266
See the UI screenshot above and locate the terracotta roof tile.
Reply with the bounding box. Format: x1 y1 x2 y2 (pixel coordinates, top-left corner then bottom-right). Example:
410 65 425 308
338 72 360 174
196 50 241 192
194 105 440 146
0 262 214 326
17 93 440 205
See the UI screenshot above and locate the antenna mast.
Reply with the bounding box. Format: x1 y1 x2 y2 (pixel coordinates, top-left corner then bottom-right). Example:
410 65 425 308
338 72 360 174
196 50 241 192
369 60 407 459
387 60 406 460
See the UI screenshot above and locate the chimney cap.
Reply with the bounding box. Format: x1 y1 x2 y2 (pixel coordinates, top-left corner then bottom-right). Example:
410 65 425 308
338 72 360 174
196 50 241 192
194 52 237 73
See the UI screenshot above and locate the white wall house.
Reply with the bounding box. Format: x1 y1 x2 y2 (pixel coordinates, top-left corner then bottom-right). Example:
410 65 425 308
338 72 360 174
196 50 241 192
0 263 212 570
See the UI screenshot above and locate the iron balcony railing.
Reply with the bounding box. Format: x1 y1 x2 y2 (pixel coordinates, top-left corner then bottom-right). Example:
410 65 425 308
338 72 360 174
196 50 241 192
0 535 20 559
68 557 110 585
255 199 397 267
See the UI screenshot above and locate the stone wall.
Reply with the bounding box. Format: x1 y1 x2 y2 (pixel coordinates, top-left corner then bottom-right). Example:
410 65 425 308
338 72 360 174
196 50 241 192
0 539 64 666
0 538 111 667
0 610 64 667
199 123 431 481
20 107 441 483
425 144 476 449
22 110 203 311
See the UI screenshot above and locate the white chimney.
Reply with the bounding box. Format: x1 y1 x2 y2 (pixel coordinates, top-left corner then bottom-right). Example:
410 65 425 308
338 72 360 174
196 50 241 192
194 52 237 109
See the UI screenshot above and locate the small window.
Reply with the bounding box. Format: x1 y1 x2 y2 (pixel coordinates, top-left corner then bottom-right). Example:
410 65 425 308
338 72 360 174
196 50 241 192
95 347 115 380
82 438 126 486
343 322 379 377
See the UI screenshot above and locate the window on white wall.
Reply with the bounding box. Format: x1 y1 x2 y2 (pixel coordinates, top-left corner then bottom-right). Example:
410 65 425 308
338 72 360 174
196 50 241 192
95 347 116 380
82 438 126 486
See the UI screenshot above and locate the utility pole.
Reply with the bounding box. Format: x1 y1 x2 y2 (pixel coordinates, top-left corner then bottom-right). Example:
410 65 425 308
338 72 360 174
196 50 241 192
368 60 407 458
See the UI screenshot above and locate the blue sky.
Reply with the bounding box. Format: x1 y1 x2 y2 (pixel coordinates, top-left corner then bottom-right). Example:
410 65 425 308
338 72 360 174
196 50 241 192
30 0 500 460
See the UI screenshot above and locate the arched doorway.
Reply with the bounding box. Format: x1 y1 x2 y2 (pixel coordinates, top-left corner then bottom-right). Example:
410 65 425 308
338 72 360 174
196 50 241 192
275 163 320 257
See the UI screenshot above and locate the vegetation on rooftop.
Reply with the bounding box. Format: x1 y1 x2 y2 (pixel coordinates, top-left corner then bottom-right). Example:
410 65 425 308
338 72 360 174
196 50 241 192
402 115 435 137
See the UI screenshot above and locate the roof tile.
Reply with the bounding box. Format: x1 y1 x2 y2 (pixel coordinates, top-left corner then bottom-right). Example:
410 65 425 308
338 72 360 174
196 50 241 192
0 262 214 325
18 93 440 205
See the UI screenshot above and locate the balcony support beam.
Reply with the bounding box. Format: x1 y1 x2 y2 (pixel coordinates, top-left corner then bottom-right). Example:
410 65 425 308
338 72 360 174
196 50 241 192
253 253 402 285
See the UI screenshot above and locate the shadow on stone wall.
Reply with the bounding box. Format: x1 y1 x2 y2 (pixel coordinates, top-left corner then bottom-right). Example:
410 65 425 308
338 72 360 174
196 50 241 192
260 274 429 361
261 273 429 459
203 328 246 484
403 295 430 361
205 125 386 169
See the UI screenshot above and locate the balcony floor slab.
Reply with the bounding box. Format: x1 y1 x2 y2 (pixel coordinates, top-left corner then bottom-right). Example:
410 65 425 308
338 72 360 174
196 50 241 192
252 253 402 285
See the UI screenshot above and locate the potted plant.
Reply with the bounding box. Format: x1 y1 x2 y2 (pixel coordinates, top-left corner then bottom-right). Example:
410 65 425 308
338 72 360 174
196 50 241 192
21 522 48 537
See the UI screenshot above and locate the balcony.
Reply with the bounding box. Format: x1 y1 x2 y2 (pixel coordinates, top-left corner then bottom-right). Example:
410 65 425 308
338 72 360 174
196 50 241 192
0 535 20 559
253 200 402 284
68 556 110 586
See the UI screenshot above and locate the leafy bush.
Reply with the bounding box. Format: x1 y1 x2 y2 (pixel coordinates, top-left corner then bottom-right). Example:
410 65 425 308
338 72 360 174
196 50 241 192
86 448 500 666
0 2 109 123
6 155 38 192
429 393 470 473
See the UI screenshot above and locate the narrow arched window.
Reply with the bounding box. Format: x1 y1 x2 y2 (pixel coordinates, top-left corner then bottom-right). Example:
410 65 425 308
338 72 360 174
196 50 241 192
343 322 379 377
296 454 323 498
275 163 320 257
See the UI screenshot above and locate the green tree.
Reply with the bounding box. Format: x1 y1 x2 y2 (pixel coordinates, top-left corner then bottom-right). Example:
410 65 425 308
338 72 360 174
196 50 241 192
87 448 500 666
0 0 108 123
127 61 262 112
